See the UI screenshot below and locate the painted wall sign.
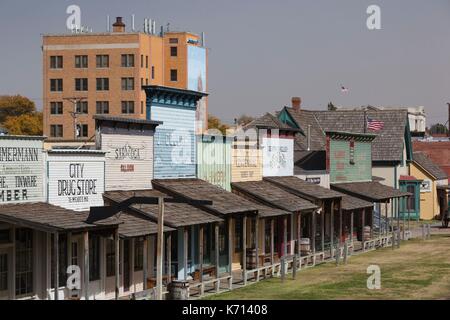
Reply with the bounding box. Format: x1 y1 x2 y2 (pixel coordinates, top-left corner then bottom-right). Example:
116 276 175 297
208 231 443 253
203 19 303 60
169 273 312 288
261 138 293 177
48 160 105 211
102 134 154 191
420 179 432 193
0 138 44 204
231 143 263 183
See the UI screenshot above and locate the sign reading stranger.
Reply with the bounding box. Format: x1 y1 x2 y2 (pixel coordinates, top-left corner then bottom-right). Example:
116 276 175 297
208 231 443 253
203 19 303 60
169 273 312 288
0 137 45 203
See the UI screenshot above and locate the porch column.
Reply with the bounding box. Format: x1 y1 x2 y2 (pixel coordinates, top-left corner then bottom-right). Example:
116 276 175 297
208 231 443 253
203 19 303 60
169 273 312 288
114 229 120 300
350 211 354 243
242 216 247 284
156 197 165 300
228 218 233 274
83 231 89 301
361 208 366 242
391 200 395 237
311 211 316 254
402 197 406 239
297 213 302 255
11 227 15 300
378 203 382 238
370 207 374 239
283 216 288 256
143 236 148 291
215 223 220 278
199 226 204 283
270 218 275 264
67 232 72 269
167 233 172 283
339 203 343 246
321 207 325 253
255 217 259 270
177 229 185 280
261 219 266 263
184 227 189 280
330 200 334 255
385 202 389 236
54 232 59 300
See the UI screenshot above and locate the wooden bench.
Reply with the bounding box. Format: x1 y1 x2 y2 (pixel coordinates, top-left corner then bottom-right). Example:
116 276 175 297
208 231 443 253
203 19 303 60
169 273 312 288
193 265 216 281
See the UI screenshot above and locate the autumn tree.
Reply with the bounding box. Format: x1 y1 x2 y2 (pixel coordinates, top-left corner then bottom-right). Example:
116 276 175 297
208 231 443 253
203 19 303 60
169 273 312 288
0 95 35 123
208 115 230 135
236 114 255 126
3 112 43 136
429 123 449 135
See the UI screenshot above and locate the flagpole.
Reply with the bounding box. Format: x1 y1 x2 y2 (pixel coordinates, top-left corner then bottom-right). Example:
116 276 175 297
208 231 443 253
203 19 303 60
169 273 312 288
364 110 367 134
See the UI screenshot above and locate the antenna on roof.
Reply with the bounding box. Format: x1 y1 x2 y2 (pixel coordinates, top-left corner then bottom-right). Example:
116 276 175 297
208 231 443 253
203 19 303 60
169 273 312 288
107 15 110 32
144 18 148 33
132 14 136 31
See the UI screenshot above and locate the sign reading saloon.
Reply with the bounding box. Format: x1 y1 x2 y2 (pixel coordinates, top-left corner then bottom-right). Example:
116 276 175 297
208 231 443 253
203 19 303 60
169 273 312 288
262 138 294 177
0 137 44 203
47 157 105 211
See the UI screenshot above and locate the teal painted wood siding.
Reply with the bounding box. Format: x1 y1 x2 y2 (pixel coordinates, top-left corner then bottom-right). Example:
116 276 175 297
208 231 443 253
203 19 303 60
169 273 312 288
330 139 372 183
197 136 232 191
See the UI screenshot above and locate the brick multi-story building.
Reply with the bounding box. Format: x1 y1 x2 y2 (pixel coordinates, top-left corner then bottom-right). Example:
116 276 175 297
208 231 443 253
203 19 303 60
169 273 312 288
43 17 208 144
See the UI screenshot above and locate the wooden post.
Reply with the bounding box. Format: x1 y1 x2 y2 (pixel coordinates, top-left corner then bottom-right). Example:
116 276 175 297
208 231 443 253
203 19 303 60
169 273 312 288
321 206 325 253
242 216 247 285
184 227 189 280
385 202 389 237
143 236 148 291
402 197 406 240
283 215 288 257
114 229 120 300
397 198 401 248
361 208 366 246
339 203 343 247
167 233 172 283
297 213 301 255
215 223 220 280
199 226 204 284
378 203 382 239
83 231 89 301
54 232 59 300
311 211 316 254
370 207 374 239
350 211 354 243
343 241 348 264
261 219 266 263
270 218 275 264
156 197 165 301
330 200 334 256
292 255 297 279
228 217 233 275
255 217 259 273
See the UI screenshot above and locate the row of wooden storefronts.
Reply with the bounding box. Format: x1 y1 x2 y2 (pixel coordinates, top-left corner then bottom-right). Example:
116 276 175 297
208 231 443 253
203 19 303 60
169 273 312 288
0 86 413 300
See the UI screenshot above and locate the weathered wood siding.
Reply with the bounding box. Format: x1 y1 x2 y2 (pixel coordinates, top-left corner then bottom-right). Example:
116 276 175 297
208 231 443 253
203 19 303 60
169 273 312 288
197 136 232 191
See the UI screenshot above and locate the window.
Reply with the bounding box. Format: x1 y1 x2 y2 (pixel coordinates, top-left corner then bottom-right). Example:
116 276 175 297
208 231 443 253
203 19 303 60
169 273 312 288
170 47 178 57
96 101 109 114
106 240 115 277
121 78 135 91
75 78 88 91
89 235 100 281
0 254 7 291
75 55 88 68
141 78 144 87
96 78 109 91
134 239 144 271
71 242 78 267
349 140 355 165
151 66 155 80
77 124 88 138
50 56 63 69
121 54 135 67
15 228 33 296
96 55 109 68
50 79 63 92
75 101 88 114
146 78 148 85
0 229 11 244
169 38 179 44
406 185 416 212
121 101 135 114
51 234 67 288
170 69 178 82
141 101 144 114
50 102 63 115
50 125 63 138
146 56 148 68
141 55 144 68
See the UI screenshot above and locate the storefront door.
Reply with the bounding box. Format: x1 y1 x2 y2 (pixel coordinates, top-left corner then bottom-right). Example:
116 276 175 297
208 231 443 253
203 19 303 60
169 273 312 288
0 250 10 299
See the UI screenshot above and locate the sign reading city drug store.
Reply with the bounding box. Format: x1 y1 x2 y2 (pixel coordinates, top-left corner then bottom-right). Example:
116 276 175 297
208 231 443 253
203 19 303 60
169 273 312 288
0 136 45 203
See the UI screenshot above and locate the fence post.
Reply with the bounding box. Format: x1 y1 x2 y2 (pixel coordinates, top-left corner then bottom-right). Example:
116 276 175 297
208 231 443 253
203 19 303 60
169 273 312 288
292 255 298 280
343 241 348 264
422 224 425 240
427 224 431 239
281 257 286 282
335 244 341 266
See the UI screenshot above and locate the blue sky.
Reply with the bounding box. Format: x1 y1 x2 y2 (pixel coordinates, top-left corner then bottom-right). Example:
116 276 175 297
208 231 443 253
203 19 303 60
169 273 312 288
0 0 449 125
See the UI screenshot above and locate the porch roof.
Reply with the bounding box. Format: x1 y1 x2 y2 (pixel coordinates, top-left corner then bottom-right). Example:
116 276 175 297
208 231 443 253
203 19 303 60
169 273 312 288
0 203 119 233
115 211 174 238
104 190 223 229
232 181 318 213
340 195 374 211
263 176 343 201
331 181 412 202
152 179 259 216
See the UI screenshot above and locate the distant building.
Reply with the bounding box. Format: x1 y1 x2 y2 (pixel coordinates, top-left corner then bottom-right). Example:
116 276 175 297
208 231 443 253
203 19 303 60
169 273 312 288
43 17 208 144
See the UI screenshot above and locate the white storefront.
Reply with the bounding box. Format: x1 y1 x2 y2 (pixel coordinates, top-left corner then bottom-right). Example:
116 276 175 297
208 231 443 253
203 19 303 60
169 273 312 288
261 137 294 177
46 150 105 211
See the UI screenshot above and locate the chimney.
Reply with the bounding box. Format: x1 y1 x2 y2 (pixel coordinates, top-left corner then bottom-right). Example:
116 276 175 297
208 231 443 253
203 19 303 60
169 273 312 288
112 17 126 33
292 97 302 111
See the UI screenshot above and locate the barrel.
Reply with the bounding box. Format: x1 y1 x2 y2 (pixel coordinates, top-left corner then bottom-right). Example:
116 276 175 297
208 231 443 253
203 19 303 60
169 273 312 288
246 248 257 270
363 226 371 241
168 280 190 300
300 238 311 254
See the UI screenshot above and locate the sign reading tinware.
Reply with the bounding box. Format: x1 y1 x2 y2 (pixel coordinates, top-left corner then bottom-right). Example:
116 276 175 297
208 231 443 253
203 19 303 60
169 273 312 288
48 162 105 211
0 138 44 203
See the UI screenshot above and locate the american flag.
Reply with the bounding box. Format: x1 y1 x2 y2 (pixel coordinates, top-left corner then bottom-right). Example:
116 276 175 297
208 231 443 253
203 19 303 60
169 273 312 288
367 117 384 131
340 85 349 93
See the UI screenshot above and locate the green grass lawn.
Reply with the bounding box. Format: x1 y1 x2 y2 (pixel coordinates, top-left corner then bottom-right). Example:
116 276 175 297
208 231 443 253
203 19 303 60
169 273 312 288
206 234 450 300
